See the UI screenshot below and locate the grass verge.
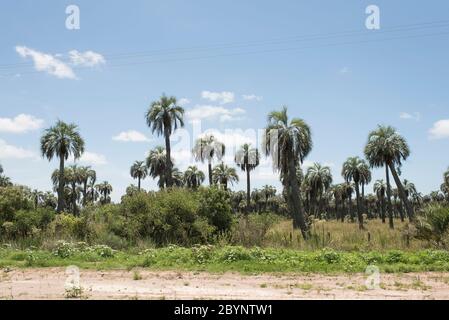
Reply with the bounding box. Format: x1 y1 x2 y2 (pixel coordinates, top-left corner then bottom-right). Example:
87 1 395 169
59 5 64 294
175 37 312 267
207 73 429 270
2 245 449 274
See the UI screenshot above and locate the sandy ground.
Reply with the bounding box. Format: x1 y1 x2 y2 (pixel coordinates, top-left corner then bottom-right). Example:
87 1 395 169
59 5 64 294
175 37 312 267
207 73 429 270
1 268 449 300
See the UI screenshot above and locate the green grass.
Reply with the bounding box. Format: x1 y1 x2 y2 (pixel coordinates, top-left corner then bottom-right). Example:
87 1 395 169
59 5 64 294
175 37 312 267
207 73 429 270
2 245 449 274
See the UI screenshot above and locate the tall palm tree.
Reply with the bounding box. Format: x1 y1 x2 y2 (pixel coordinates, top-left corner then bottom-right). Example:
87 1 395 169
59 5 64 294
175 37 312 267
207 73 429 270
78 166 96 205
146 94 184 188
212 163 239 190
331 184 344 222
192 135 225 185
130 161 148 191
343 182 354 221
40 121 85 213
261 185 277 212
364 125 414 228
263 106 312 238
359 160 372 214
65 165 83 215
235 143 260 211
305 163 333 218
342 156 367 229
96 181 113 204
184 166 205 189
374 179 387 223
146 146 169 189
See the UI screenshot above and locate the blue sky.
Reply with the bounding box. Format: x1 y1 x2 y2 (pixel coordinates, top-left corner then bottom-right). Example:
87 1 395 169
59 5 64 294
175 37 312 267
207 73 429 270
1 0 449 201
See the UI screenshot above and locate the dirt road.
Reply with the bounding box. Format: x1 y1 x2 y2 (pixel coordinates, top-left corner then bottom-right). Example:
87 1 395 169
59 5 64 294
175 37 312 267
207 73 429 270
1 268 449 300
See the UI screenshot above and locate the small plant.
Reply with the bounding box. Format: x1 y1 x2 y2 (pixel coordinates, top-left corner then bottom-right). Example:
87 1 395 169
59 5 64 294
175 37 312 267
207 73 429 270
191 245 214 264
133 271 142 281
65 286 83 299
53 241 77 258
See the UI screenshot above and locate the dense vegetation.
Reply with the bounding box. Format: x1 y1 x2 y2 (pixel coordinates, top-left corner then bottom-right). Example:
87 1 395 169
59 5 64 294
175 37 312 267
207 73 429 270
1 95 449 272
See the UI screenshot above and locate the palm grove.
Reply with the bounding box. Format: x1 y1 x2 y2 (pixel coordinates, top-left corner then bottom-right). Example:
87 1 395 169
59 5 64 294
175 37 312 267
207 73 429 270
1 95 449 243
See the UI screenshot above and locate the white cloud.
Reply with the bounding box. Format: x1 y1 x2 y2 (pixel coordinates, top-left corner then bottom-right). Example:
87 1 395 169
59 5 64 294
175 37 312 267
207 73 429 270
429 119 449 140
15 46 76 79
178 98 190 106
0 114 44 134
69 50 106 67
400 112 421 121
201 91 235 104
77 152 107 166
186 105 245 123
113 130 150 142
0 139 36 159
242 94 263 102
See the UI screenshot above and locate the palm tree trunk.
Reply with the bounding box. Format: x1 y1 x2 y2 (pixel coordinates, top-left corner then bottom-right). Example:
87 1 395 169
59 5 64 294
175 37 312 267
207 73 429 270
138 177 141 191
83 182 88 206
361 184 366 214
57 157 65 213
380 196 386 223
340 197 345 222
164 128 173 188
388 163 414 221
246 169 251 212
287 157 308 239
354 182 364 230
72 182 78 215
208 162 213 186
385 165 394 229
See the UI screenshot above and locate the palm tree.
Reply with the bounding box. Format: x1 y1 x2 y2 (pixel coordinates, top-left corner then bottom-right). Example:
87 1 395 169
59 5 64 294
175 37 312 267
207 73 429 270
331 184 344 222
263 106 312 238
146 94 184 188
40 121 85 213
130 161 148 191
96 181 113 204
65 165 83 215
235 144 260 211
212 163 239 190
342 156 367 229
184 166 205 189
146 146 169 189
374 179 387 223
359 160 372 214
343 182 354 221
261 185 277 212
364 125 414 228
171 167 185 187
78 166 96 205
192 135 225 185
305 163 333 218
31 189 44 209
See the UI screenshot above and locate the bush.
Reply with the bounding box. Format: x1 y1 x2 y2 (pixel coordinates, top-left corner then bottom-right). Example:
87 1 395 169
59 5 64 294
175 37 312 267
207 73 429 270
120 188 214 245
231 213 281 246
198 187 233 233
47 213 85 239
414 205 449 247
0 186 33 223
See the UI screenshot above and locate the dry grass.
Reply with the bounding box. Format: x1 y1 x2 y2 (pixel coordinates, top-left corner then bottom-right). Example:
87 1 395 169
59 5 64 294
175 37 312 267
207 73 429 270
265 219 428 251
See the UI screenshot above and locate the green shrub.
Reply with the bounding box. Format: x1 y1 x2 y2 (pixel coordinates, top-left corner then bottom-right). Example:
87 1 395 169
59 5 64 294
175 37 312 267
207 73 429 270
0 186 33 222
414 205 449 247
198 187 233 233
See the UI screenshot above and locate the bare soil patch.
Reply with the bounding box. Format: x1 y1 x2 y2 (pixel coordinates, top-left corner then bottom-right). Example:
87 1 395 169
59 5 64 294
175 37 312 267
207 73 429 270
1 268 449 300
